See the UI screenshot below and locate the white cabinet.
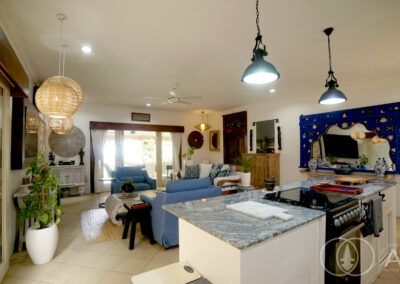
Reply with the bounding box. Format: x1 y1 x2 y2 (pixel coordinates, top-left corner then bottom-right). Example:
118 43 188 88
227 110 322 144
361 185 397 284
52 165 86 195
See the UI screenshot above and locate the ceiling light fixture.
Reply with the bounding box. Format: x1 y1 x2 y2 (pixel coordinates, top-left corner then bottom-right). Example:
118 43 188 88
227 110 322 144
35 14 84 119
242 0 279 85
319 27 347 105
195 111 211 132
81 45 92 53
49 117 73 135
146 103 151 107
269 89 276 93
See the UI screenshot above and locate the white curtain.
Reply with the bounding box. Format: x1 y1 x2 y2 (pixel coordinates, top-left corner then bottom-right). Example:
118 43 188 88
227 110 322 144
171 132 182 172
91 129 107 193
115 130 124 168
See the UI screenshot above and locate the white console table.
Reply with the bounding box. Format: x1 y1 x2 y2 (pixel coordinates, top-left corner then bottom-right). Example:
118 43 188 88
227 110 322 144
52 165 86 195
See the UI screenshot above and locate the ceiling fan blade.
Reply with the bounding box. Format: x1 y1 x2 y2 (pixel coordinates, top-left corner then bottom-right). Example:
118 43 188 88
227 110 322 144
169 90 176 97
176 96 202 99
144 96 166 99
176 100 192 105
161 101 170 105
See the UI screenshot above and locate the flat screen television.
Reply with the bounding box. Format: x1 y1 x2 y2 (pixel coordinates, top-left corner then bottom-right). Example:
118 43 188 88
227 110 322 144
323 134 359 158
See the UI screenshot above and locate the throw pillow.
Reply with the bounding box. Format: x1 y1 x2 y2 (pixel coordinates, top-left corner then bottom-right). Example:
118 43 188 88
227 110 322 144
216 168 232 178
184 165 200 179
209 164 223 183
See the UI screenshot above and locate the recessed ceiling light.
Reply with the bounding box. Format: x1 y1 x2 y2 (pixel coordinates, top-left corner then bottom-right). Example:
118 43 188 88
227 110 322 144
146 103 151 107
81 45 92 53
269 89 276 93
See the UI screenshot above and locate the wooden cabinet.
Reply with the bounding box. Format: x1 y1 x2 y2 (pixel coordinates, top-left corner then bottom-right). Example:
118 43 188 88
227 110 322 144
52 165 86 195
361 185 397 284
242 153 280 189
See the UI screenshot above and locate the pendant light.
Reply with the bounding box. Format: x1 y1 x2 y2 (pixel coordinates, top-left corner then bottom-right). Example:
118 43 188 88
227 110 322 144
195 111 211 132
319 27 347 105
242 0 279 84
26 112 39 134
49 117 73 135
35 14 83 119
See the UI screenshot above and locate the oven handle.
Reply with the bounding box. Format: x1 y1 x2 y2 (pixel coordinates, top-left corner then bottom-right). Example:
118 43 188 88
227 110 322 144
338 223 365 239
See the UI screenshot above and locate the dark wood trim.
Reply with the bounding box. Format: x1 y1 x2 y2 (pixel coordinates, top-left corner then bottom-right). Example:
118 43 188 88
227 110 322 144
89 121 184 133
0 27 29 98
11 97 24 170
90 131 95 193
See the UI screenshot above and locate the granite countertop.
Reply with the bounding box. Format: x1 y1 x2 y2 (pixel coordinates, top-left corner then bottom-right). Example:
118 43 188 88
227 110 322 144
273 177 396 200
163 190 325 250
163 178 396 250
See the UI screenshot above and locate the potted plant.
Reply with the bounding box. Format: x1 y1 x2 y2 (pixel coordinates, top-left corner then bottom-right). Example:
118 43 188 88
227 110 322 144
326 154 338 166
182 146 196 166
359 154 368 169
18 156 62 265
120 178 137 197
236 155 253 187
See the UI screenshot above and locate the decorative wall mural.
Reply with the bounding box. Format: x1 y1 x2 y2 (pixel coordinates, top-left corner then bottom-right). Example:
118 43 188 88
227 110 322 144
49 126 86 158
299 102 400 173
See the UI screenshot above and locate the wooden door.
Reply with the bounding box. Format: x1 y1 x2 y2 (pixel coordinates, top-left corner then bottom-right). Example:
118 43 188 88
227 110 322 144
223 111 247 164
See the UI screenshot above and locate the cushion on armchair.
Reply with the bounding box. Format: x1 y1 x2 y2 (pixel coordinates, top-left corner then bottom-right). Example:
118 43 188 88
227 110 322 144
184 165 200 179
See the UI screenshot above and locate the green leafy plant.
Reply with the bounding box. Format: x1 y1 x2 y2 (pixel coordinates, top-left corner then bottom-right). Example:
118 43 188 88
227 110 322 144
359 154 368 166
18 156 62 229
120 178 137 193
235 155 253 173
182 146 196 160
326 154 338 164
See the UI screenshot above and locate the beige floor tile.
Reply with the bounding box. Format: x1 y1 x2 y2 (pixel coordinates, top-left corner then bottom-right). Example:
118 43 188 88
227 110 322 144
63 267 107 284
2 277 49 284
85 253 125 270
112 256 150 274
374 279 400 284
141 259 174 273
127 242 163 260
97 271 133 284
52 248 99 266
153 246 179 262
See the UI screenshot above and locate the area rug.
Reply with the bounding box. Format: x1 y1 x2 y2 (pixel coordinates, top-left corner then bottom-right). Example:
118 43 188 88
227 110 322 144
80 208 124 243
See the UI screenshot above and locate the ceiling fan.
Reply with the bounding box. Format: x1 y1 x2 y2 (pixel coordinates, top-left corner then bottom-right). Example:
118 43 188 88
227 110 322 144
144 85 202 105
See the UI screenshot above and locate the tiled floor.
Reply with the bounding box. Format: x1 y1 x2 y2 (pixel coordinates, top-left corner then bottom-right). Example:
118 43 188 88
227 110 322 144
2 193 400 284
3 193 178 284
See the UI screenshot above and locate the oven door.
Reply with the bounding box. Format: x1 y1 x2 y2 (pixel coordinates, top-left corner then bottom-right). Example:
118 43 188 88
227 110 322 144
325 222 364 284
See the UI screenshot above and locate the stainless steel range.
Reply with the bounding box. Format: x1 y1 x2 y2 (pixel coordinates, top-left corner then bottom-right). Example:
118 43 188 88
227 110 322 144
264 187 364 284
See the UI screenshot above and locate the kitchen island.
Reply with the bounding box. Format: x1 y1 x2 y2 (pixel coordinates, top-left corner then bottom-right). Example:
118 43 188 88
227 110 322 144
163 178 396 284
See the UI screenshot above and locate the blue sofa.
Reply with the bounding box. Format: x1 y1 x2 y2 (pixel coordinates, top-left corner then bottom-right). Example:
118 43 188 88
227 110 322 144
111 166 156 194
140 177 222 248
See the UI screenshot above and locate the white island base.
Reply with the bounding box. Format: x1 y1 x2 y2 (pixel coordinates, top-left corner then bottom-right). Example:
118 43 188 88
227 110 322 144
179 217 326 284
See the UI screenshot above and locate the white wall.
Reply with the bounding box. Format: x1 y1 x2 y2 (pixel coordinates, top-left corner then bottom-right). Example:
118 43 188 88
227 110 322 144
51 103 224 193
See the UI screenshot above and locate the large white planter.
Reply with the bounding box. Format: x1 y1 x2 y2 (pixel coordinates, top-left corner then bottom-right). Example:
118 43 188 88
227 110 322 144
241 172 251 187
184 160 194 167
26 223 59 265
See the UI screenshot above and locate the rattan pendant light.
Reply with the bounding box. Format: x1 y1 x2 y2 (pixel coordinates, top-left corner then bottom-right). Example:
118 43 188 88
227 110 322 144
195 111 211 132
49 117 73 135
35 14 83 119
26 112 39 134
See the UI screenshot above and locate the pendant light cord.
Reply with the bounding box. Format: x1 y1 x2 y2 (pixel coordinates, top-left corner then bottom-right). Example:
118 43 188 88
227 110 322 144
325 29 338 87
256 0 261 37
58 18 63 76
327 34 332 73
253 0 266 55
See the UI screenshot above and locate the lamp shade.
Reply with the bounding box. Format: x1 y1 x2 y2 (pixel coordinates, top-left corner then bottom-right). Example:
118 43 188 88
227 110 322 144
26 113 39 134
319 81 347 105
49 117 73 135
242 49 280 85
36 76 83 118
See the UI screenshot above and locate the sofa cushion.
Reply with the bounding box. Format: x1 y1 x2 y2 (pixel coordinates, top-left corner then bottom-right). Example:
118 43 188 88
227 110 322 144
199 164 212 178
216 168 232 178
209 164 223 183
117 166 144 179
120 176 146 183
166 177 210 193
135 183 151 191
184 165 200 179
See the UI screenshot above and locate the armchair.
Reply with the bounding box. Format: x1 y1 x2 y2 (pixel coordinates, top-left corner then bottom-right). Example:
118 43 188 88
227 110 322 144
111 166 156 194
140 177 221 248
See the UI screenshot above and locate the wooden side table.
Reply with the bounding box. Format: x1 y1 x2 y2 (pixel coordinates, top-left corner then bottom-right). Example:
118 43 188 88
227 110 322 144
122 202 156 250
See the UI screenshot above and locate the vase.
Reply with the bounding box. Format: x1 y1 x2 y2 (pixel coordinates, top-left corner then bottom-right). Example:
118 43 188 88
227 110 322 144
26 223 59 265
241 172 251 187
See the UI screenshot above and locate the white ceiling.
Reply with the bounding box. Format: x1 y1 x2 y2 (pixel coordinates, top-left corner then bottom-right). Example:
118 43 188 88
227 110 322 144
1 0 400 111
